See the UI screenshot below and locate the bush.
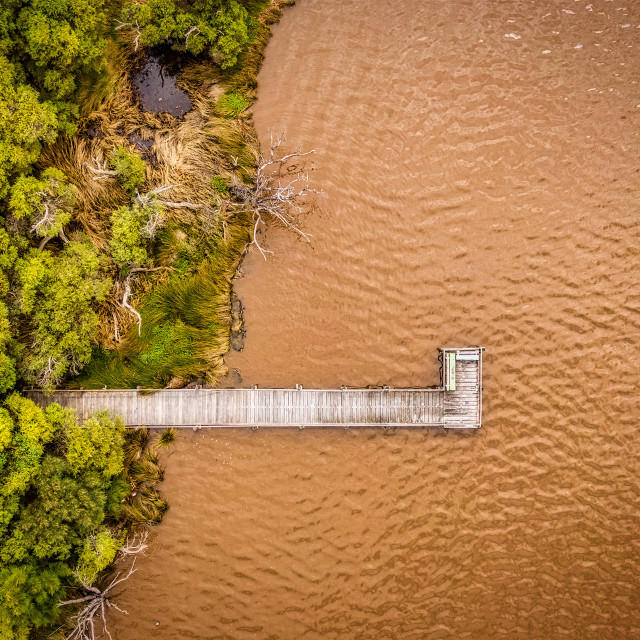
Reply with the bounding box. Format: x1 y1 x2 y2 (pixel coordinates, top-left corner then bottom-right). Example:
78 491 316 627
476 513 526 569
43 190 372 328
120 0 250 69
0 399 127 639
109 146 146 194
216 92 249 118
211 175 230 195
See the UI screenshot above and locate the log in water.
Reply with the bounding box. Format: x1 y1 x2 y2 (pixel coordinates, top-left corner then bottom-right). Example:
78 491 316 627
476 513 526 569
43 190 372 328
110 0 640 637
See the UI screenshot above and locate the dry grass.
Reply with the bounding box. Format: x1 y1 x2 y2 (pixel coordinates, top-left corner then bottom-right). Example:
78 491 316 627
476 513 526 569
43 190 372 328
44 0 291 389
119 429 169 527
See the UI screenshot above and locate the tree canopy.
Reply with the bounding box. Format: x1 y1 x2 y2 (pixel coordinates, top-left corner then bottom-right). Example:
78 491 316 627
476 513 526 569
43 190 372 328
15 239 111 390
110 198 165 271
1 0 106 103
0 397 128 640
109 146 146 195
9 167 75 239
0 56 58 198
121 0 250 68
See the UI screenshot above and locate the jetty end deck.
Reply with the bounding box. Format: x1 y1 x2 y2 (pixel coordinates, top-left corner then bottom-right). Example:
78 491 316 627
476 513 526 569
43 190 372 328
28 347 484 430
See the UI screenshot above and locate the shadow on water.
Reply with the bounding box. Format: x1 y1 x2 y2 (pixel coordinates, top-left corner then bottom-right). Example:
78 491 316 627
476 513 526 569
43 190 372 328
133 51 193 117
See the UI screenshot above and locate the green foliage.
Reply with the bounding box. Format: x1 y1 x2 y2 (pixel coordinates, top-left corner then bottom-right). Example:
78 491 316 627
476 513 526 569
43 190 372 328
128 447 164 484
121 0 250 68
110 205 150 269
0 304 16 395
211 174 230 195
121 486 167 526
15 240 110 390
9 168 75 238
0 397 128 639
65 411 125 478
75 529 124 585
216 91 248 118
0 561 68 639
0 56 58 198
109 199 165 269
4 0 107 103
80 214 253 389
109 146 146 195
0 0 109 203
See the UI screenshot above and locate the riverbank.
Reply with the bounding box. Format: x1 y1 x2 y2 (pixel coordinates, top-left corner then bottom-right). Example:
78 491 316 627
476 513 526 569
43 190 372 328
60 0 294 389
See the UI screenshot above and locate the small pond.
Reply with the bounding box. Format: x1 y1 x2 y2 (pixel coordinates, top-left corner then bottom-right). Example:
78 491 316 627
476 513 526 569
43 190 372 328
133 53 192 117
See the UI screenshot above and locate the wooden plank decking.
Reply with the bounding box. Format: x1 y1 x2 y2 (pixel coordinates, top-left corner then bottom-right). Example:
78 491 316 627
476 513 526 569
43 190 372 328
28 347 484 430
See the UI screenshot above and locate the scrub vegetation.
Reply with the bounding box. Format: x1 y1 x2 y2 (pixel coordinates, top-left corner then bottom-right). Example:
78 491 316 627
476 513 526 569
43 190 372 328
0 0 293 394
0 394 167 639
0 0 295 635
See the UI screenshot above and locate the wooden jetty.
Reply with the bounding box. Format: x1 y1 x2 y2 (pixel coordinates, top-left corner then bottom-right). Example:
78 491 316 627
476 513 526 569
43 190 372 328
28 347 484 430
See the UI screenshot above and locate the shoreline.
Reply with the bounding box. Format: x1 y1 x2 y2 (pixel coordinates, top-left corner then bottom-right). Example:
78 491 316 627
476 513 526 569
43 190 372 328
64 0 295 390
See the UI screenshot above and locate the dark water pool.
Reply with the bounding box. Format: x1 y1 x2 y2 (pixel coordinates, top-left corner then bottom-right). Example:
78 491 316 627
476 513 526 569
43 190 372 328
133 54 192 117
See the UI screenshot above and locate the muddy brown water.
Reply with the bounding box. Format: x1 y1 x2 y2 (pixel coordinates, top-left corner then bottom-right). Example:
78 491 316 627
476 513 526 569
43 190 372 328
110 0 640 638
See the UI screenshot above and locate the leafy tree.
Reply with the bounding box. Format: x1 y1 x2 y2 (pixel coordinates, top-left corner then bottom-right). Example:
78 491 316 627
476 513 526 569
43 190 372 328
66 410 125 478
75 528 124 585
110 200 165 269
3 0 106 102
15 240 111 390
0 397 128 640
0 230 19 395
109 146 146 195
0 305 16 395
9 168 75 239
0 55 57 198
121 0 250 68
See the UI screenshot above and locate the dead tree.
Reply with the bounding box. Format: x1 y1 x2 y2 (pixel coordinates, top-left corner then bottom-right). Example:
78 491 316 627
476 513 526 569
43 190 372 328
59 533 149 640
115 17 142 51
226 132 318 258
85 158 118 181
135 185 205 211
120 267 167 337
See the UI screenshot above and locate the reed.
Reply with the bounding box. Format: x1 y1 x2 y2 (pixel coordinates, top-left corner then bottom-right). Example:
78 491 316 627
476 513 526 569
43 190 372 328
122 428 149 467
122 487 169 526
157 427 177 447
49 0 290 391
121 430 168 527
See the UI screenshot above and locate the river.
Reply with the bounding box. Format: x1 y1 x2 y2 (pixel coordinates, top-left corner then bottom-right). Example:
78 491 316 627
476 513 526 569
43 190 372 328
110 0 640 638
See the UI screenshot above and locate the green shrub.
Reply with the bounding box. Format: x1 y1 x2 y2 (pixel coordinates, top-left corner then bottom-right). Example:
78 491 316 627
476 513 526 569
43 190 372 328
211 175 230 195
109 146 146 194
216 92 249 118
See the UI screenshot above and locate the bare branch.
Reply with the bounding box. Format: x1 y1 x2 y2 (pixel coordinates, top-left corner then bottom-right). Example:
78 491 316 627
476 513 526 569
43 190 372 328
38 234 54 251
119 268 169 336
156 200 203 210
85 159 117 181
59 594 98 607
115 18 142 51
136 185 204 211
128 266 167 275
117 531 149 557
185 25 200 49
121 278 142 337
59 536 147 640
113 312 120 343
224 133 319 256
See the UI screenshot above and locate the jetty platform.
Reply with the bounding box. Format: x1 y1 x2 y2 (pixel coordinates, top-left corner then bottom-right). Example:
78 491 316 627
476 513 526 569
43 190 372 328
28 347 484 430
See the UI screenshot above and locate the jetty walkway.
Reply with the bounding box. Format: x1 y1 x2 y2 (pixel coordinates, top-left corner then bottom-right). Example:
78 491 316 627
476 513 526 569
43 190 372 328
29 347 484 430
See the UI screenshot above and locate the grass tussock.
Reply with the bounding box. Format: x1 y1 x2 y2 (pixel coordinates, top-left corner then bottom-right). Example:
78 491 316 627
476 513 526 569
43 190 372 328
122 487 169 526
121 429 168 527
46 0 291 390
157 427 177 447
